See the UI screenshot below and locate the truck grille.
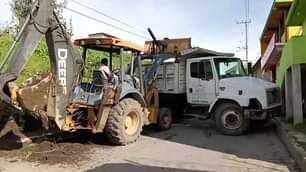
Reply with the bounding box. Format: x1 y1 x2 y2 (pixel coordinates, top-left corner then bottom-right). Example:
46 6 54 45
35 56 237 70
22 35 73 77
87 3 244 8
266 88 281 106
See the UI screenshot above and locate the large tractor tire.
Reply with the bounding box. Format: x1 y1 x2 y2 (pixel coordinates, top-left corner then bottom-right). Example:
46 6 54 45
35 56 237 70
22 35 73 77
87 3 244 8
157 107 173 130
214 103 249 136
105 98 144 145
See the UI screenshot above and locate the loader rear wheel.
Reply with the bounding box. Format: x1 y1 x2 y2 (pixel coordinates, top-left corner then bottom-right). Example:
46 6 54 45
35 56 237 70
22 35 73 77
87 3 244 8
105 98 143 145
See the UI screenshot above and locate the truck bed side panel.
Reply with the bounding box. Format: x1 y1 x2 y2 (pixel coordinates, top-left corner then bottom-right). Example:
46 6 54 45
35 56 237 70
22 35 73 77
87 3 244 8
154 62 186 94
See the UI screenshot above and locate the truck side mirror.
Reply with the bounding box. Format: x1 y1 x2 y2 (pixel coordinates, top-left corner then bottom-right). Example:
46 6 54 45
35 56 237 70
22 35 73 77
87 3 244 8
201 72 213 81
247 62 252 76
206 72 213 80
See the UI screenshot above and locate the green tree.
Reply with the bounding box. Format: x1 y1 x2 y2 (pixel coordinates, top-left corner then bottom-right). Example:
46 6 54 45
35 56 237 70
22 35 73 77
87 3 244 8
0 0 70 128
6 0 70 84
10 0 68 34
0 32 13 63
9 0 32 34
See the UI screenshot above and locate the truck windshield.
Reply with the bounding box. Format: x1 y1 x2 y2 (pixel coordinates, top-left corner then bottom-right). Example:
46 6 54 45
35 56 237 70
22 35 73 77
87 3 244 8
214 58 246 79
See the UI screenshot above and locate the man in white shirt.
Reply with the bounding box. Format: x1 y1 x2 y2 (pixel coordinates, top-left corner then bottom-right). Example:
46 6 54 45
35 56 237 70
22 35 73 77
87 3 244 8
98 58 113 81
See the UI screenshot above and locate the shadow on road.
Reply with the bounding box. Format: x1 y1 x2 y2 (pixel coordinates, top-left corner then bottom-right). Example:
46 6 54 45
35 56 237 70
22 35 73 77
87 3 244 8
143 118 297 172
0 133 23 150
85 163 210 172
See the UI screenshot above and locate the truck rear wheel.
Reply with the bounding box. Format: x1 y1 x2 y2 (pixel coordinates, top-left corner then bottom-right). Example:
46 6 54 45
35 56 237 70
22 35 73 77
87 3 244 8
214 103 249 135
105 98 143 145
157 107 173 130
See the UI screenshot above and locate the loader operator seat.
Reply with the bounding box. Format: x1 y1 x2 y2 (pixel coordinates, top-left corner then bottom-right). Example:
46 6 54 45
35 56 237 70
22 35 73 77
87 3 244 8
92 70 108 86
92 69 118 87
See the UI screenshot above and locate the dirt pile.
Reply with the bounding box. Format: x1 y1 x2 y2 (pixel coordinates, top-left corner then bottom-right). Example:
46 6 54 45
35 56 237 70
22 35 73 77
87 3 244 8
0 73 103 167
0 139 100 166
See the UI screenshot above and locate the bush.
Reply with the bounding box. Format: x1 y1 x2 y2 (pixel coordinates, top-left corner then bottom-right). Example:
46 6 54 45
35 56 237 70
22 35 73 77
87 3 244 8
0 33 50 85
0 33 48 131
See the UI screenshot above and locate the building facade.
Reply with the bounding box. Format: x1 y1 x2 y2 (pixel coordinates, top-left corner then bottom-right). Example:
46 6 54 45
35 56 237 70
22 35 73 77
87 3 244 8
277 0 306 125
258 0 301 82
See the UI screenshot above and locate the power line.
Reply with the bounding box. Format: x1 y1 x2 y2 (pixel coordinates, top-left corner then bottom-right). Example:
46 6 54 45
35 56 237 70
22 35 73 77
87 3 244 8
64 6 149 39
69 0 148 36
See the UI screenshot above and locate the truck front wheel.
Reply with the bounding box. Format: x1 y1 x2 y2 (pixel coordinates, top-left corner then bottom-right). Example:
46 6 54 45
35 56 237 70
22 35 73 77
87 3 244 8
105 98 144 145
214 103 249 135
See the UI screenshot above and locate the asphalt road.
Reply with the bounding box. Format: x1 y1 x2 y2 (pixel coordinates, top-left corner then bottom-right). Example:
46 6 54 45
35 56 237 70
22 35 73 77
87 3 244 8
86 118 299 172
0 118 299 172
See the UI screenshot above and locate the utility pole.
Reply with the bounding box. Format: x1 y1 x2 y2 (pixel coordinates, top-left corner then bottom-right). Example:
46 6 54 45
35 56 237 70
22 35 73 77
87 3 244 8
237 0 251 64
237 20 251 63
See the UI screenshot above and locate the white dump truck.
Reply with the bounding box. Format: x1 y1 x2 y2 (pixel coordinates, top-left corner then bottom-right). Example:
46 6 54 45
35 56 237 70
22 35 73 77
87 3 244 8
142 47 281 135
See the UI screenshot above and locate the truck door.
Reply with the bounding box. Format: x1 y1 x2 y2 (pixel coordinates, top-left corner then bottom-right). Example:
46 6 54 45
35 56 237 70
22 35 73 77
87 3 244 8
198 60 215 104
187 60 215 105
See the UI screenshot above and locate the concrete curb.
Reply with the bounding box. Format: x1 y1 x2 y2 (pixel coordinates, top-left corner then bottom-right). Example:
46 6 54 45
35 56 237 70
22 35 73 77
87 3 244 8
274 118 306 172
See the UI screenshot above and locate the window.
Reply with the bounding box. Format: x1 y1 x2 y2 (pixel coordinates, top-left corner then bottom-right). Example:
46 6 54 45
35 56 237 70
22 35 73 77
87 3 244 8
214 58 246 79
190 62 200 78
204 61 213 80
190 61 213 80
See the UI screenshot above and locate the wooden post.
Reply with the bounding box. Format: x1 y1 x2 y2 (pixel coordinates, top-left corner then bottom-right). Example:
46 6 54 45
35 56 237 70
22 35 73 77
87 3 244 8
285 69 293 121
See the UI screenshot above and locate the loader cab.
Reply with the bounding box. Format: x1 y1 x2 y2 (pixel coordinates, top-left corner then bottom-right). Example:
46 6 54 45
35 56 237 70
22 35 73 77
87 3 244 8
74 33 143 79
73 33 143 106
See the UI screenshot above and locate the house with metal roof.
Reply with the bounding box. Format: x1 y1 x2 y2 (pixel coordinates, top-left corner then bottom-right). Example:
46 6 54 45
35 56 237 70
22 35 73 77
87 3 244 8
258 0 302 82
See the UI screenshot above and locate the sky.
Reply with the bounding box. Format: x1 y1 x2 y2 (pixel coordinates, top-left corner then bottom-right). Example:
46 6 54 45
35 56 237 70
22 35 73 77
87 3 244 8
0 0 274 62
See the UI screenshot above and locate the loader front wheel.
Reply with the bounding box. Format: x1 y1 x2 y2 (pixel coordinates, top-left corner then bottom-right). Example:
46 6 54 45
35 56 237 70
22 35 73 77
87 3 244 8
105 98 143 145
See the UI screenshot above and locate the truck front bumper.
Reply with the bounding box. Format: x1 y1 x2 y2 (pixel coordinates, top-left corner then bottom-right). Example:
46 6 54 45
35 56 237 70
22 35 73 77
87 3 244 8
244 105 281 120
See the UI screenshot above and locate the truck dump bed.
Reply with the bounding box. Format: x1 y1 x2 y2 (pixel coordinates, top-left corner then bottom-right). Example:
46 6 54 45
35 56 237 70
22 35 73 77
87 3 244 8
153 60 186 94
145 47 234 94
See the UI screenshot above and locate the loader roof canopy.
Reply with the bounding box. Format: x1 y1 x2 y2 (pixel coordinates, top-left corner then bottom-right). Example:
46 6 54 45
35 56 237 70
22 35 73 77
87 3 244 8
74 33 144 53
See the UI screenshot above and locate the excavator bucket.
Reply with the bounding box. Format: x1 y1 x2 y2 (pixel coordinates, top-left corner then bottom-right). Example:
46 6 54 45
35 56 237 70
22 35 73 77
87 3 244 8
16 74 51 129
16 73 51 113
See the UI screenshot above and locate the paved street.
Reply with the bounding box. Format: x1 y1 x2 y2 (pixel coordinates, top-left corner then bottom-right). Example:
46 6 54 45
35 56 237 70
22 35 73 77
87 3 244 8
0 118 299 172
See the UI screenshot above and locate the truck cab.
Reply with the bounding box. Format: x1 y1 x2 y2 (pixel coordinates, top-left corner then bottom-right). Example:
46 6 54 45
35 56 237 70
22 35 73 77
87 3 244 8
186 55 281 115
